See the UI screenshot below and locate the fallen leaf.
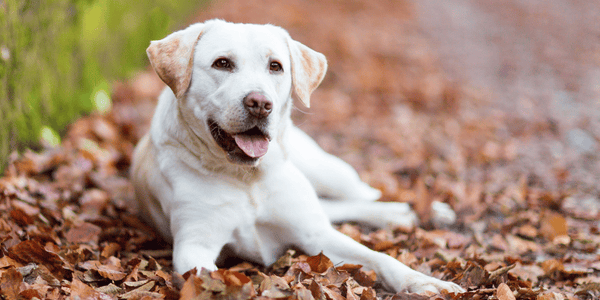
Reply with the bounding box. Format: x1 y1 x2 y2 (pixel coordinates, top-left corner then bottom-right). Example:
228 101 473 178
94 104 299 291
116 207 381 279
459 262 490 288
387 292 429 300
70 279 113 300
540 210 568 241
307 252 334 273
180 273 203 299
496 283 516 300
537 291 566 300
291 284 315 300
79 260 127 281
516 224 538 239
575 282 600 299
359 287 377 300
511 263 544 285
65 222 102 244
0 267 23 299
319 267 350 288
7 240 68 279
541 259 564 275
337 264 376 287
261 275 292 298
100 243 121 258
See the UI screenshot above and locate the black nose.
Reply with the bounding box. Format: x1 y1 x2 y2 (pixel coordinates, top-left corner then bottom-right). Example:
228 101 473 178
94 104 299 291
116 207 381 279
243 92 272 118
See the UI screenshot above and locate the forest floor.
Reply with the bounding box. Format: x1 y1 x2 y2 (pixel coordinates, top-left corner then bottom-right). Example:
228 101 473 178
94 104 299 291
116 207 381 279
2 0 600 299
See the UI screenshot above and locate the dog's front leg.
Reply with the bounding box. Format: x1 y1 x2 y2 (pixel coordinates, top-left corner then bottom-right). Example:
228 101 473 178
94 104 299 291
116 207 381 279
303 227 464 293
167 177 248 274
261 161 463 294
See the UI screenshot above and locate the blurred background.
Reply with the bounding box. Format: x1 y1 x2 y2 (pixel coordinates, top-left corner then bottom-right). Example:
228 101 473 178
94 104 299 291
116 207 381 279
2 0 600 208
0 0 203 172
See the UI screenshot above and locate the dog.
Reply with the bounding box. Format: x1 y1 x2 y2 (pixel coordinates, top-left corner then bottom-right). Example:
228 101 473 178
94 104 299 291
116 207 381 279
131 19 463 294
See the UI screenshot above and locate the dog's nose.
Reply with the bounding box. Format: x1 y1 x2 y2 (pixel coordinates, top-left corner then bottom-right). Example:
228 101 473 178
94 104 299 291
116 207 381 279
243 92 272 118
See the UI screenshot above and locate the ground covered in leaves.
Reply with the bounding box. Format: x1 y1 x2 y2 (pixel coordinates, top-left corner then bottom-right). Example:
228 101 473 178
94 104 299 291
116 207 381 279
2 0 600 299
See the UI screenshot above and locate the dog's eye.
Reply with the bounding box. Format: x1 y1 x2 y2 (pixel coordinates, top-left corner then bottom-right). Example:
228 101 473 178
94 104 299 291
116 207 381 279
269 61 283 73
212 58 233 70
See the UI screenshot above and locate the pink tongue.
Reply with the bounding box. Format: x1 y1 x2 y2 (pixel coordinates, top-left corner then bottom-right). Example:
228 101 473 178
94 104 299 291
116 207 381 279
233 134 269 158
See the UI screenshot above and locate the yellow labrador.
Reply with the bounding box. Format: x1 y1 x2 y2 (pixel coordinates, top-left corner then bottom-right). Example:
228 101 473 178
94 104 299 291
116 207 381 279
131 19 463 294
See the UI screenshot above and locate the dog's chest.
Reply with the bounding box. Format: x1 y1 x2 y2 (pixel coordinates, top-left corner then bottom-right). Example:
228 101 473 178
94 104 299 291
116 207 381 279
227 182 288 265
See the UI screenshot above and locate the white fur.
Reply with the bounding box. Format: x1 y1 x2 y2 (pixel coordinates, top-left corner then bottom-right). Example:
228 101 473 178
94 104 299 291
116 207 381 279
131 19 463 294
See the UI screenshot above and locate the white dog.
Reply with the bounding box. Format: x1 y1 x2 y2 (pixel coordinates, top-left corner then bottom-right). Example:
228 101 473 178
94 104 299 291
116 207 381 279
131 19 463 294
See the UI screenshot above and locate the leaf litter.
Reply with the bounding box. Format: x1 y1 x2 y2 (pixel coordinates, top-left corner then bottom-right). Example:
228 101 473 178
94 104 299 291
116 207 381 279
2 0 600 299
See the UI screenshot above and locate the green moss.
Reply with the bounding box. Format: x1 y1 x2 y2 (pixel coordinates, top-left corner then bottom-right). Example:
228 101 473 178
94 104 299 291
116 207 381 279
0 0 206 173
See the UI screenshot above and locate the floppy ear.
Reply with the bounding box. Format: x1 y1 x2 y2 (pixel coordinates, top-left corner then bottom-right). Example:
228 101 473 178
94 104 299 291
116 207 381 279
287 39 328 108
147 23 205 99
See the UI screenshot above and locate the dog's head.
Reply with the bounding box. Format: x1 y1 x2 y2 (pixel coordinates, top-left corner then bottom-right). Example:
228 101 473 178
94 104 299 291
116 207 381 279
147 19 327 165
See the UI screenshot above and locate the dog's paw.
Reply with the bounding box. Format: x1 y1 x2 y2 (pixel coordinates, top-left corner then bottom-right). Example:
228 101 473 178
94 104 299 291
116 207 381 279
347 182 382 202
404 274 464 294
431 200 457 228
371 202 418 229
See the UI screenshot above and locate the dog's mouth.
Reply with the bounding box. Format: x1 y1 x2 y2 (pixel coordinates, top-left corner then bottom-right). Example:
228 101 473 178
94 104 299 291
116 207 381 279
208 119 271 164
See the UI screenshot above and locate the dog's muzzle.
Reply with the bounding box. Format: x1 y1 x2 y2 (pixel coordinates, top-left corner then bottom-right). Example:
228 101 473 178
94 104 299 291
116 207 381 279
208 118 271 165
207 92 274 164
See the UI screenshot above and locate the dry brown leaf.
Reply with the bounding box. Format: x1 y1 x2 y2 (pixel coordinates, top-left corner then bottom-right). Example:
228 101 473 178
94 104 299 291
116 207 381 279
179 273 203 299
94 283 123 296
387 292 429 300
575 282 600 299
271 249 296 271
260 275 292 298
338 223 362 242
7 240 68 279
511 263 544 285
540 210 568 241
80 260 127 281
320 267 350 288
11 200 40 217
9 208 35 226
79 189 110 217
70 279 113 300
337 264 376 287
496 283 516 300
291 284 316 300
359 287 377 300
506 234 540 254
345 282 360 300
65 222 102 244
0 256 21 269
323 285 345 300
0 267 23 300
516 224 538 239
120 281 158 299
541 259 564 275
537 292 566 300
20 288 44 299
459 262 490 288
307 252 334 273
100 243 121 258
212 269 252 287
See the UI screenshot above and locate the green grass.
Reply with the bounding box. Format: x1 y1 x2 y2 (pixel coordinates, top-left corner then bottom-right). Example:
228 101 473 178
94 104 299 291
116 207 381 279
0 0 205 173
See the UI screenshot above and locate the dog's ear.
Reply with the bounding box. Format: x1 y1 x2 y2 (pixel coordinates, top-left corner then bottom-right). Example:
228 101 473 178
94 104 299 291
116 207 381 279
288 39 327 108
147 24 204 99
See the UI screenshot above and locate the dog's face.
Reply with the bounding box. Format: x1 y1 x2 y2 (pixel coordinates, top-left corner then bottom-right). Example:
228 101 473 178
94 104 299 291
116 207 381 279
147 20 327 165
